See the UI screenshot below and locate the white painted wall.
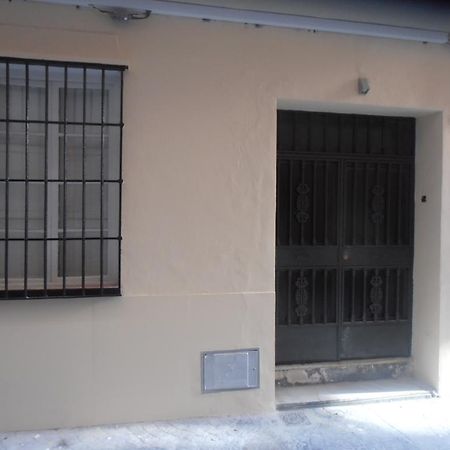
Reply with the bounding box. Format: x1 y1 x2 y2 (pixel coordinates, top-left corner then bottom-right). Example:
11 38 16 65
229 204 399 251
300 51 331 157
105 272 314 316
438 111 450 397
0 0 449 432
413 113 443 389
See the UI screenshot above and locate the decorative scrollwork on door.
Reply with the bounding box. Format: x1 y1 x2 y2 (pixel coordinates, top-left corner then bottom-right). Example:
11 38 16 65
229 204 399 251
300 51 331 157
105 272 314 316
369 273 383 318
294 275 309 319
371 185 385 224
295 183 310 224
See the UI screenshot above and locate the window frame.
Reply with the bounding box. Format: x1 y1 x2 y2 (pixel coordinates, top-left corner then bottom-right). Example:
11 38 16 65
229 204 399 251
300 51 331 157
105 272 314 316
0 57 127 300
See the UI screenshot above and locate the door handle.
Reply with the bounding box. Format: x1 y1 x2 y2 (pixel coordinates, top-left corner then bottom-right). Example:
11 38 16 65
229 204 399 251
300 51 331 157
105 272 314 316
342 249 350 261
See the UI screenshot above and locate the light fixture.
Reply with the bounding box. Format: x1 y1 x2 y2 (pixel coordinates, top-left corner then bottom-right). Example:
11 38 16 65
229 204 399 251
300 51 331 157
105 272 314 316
37 0 450 44
92 6 151 22
358 78 370 95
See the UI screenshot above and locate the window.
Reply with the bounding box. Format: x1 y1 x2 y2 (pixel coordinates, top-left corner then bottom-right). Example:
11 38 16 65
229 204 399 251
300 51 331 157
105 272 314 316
0 58 126 299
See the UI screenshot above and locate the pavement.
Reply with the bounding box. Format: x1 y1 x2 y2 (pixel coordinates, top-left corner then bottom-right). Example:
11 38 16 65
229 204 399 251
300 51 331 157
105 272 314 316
1 397 450 450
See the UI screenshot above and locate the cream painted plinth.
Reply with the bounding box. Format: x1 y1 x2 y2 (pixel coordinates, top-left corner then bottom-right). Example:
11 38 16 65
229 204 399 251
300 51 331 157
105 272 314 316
0 293 274 431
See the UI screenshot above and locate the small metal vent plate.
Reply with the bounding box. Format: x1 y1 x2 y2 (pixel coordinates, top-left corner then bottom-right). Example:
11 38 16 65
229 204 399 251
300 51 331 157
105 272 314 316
202 348 259 393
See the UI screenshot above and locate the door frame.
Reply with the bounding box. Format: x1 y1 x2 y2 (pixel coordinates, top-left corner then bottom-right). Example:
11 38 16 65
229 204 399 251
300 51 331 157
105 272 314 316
275 100 445 394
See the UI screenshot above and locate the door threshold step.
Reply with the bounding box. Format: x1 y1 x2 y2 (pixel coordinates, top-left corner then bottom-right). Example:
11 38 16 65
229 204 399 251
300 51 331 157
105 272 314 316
276 377 436 410
276 357 411 386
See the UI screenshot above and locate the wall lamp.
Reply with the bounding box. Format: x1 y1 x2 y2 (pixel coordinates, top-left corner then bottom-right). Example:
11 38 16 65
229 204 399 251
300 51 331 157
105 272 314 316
36 0 449 44
92 6 151 22
358 78 370 95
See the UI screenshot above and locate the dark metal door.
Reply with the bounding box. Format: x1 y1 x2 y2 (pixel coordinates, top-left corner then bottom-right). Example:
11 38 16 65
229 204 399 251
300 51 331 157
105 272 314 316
276 111 414 364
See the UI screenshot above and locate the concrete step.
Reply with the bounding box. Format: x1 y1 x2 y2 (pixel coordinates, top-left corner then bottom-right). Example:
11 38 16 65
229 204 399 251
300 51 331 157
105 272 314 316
276 357 411 387
276 377 436 410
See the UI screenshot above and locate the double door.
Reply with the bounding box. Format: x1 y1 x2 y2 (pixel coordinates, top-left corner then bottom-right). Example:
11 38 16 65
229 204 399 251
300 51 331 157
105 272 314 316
275 111 414 364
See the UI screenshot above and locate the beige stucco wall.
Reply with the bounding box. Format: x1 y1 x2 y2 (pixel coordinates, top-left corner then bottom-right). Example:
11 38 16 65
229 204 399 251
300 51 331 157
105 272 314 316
0 0 449 432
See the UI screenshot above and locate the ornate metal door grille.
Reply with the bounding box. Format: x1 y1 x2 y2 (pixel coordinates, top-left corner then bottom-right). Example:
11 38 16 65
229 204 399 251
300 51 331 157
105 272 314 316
276 111 414 364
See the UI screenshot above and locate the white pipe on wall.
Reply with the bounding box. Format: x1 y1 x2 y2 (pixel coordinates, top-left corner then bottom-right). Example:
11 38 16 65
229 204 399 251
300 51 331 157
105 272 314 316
33 0 449 44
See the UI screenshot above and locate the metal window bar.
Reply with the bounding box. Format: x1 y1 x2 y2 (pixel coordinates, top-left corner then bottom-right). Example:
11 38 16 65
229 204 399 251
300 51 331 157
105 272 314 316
0 57 126 300
373 268 380 321
307 113 311 152
0 56 127 71
364 162 369 245
0 179 121 182
396 268 401 320
362 268 367 322
299 269 304 326
375 162 380 245
81 68 86 294
288 160 293 245
0 237 119 241
300 160 305 245
4 62 9 298
290 112 295 152
100 69 105 294
44 64 49 296
352 161 357 245
386 163 391 245
385 268 390 321
275 270 279 324
397 164 403 245
24 63 29 296
0 119 122 127
118 70 124 292
323 269 327 324
324 161 328 245
311 268 316 324
351 269 356 322
62 66 67 295
312 160 317 245
287 269 292 325
407 164 414 246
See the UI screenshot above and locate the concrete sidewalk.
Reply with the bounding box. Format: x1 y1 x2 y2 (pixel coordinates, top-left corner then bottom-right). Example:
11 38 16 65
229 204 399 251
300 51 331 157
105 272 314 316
1 397 450 450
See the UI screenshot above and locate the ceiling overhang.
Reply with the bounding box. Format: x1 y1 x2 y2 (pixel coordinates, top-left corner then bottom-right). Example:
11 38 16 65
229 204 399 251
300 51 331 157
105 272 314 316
29 0 449 44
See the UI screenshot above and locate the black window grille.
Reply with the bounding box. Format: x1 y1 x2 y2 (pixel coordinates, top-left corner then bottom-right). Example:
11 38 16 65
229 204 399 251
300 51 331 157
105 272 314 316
0 57 126 299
